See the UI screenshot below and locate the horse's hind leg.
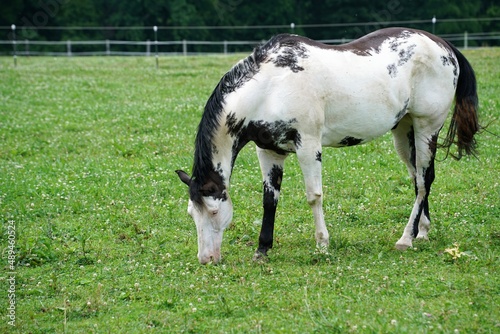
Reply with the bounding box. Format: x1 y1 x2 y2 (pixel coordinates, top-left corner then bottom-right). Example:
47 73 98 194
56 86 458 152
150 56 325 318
393 116 440 250
392 116 431 240
295 138 329 251
254 148 287 260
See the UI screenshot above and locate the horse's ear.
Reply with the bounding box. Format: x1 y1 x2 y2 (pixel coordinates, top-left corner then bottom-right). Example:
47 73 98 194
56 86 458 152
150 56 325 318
176 170 192 186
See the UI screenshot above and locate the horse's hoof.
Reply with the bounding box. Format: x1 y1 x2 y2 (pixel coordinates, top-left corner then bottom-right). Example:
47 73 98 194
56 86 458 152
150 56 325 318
395 244 409 251
395 240 412 250
416 233 429 240
252 250 269 263
315 243 329 255
395 235 413 250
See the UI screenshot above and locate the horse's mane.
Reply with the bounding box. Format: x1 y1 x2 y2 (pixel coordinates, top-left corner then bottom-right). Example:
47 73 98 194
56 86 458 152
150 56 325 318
189 36 290 202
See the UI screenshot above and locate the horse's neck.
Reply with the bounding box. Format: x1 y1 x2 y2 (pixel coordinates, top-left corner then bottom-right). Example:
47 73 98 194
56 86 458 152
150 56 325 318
210 119 239 188
193 117 238 190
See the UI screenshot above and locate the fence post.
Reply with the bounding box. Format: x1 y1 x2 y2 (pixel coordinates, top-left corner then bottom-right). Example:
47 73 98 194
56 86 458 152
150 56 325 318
223 40 227 55
146 40 150 56
67 40 72 56
106 39 110 56
183 39 187 56
11 24 17 66
464 31 468 49
25 39 29 56
154 26 158 69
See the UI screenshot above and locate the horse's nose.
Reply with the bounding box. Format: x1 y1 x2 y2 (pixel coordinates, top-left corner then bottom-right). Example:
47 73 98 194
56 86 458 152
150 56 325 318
198 254 214 265
198 254 209 265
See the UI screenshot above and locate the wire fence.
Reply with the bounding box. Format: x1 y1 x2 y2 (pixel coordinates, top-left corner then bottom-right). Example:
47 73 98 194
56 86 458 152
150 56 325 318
1 18 499 57
2 31 500 57
1 31 499 57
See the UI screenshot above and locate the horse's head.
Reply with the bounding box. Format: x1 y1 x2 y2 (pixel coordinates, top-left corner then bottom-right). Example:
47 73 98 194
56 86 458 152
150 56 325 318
176 170 233 264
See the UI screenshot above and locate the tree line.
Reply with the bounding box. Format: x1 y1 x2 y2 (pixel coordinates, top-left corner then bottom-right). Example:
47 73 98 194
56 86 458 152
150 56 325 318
1 0 499 52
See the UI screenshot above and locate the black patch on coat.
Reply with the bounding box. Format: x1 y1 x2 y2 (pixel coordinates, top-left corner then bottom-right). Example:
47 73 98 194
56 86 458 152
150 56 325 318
440 54 458 75
397 44 416 66
450 57 458 76
315 151 322 162
392 98 410 130
226 112 246 135
265 164 283 203
412 201 424 238
334 28 414 56
440 53 459 88
440 55 450 66
407 126 416 171
387 30 413 52
387 63 398 78
271 40 309 73
257 34 310 72
258 164 284 254
226 113 302 156
193 170 227 204
339 136 363 147
247 119 302 153
407 125 418 236
422 133 439 220
389 40 401 52
387 43 416 78
411 133 438 238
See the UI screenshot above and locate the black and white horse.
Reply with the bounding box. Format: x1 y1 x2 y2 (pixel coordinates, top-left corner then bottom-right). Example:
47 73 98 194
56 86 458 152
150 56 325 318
176 27 479 264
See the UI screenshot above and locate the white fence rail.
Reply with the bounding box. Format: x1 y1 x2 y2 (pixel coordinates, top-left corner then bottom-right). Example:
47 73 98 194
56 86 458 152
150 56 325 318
1 39 260 56
1 31 499 57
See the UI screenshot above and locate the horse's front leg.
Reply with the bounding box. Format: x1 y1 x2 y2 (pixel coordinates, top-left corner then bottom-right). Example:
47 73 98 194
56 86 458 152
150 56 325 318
296 139 329 252
253 148 287 261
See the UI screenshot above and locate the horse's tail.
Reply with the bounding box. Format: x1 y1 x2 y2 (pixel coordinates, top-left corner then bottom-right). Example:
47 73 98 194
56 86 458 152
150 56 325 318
440 41 480 160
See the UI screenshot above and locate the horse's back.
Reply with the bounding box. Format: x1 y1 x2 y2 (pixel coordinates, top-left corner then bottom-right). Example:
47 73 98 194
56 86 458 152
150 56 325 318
238 29 459 146
220 28 459 149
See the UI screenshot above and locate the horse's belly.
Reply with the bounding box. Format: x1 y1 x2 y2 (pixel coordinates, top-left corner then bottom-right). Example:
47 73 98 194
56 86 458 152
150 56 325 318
321 107 398 147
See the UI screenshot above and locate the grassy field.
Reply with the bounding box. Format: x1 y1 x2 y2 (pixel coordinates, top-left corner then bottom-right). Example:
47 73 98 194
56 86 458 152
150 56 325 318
0 48 499 333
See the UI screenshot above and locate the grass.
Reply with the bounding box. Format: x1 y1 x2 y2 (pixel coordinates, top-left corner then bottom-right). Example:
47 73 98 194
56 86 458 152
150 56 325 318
0 48 499 333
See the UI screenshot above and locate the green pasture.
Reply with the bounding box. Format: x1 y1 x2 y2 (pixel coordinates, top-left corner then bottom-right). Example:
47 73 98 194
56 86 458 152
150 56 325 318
0 49 499 333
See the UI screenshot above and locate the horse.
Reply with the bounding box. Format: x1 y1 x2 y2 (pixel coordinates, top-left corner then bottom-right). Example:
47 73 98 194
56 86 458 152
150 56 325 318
176 27 479 264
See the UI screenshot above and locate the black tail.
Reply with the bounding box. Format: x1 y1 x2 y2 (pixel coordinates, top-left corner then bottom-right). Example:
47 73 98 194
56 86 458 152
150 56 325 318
440 41 480 160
